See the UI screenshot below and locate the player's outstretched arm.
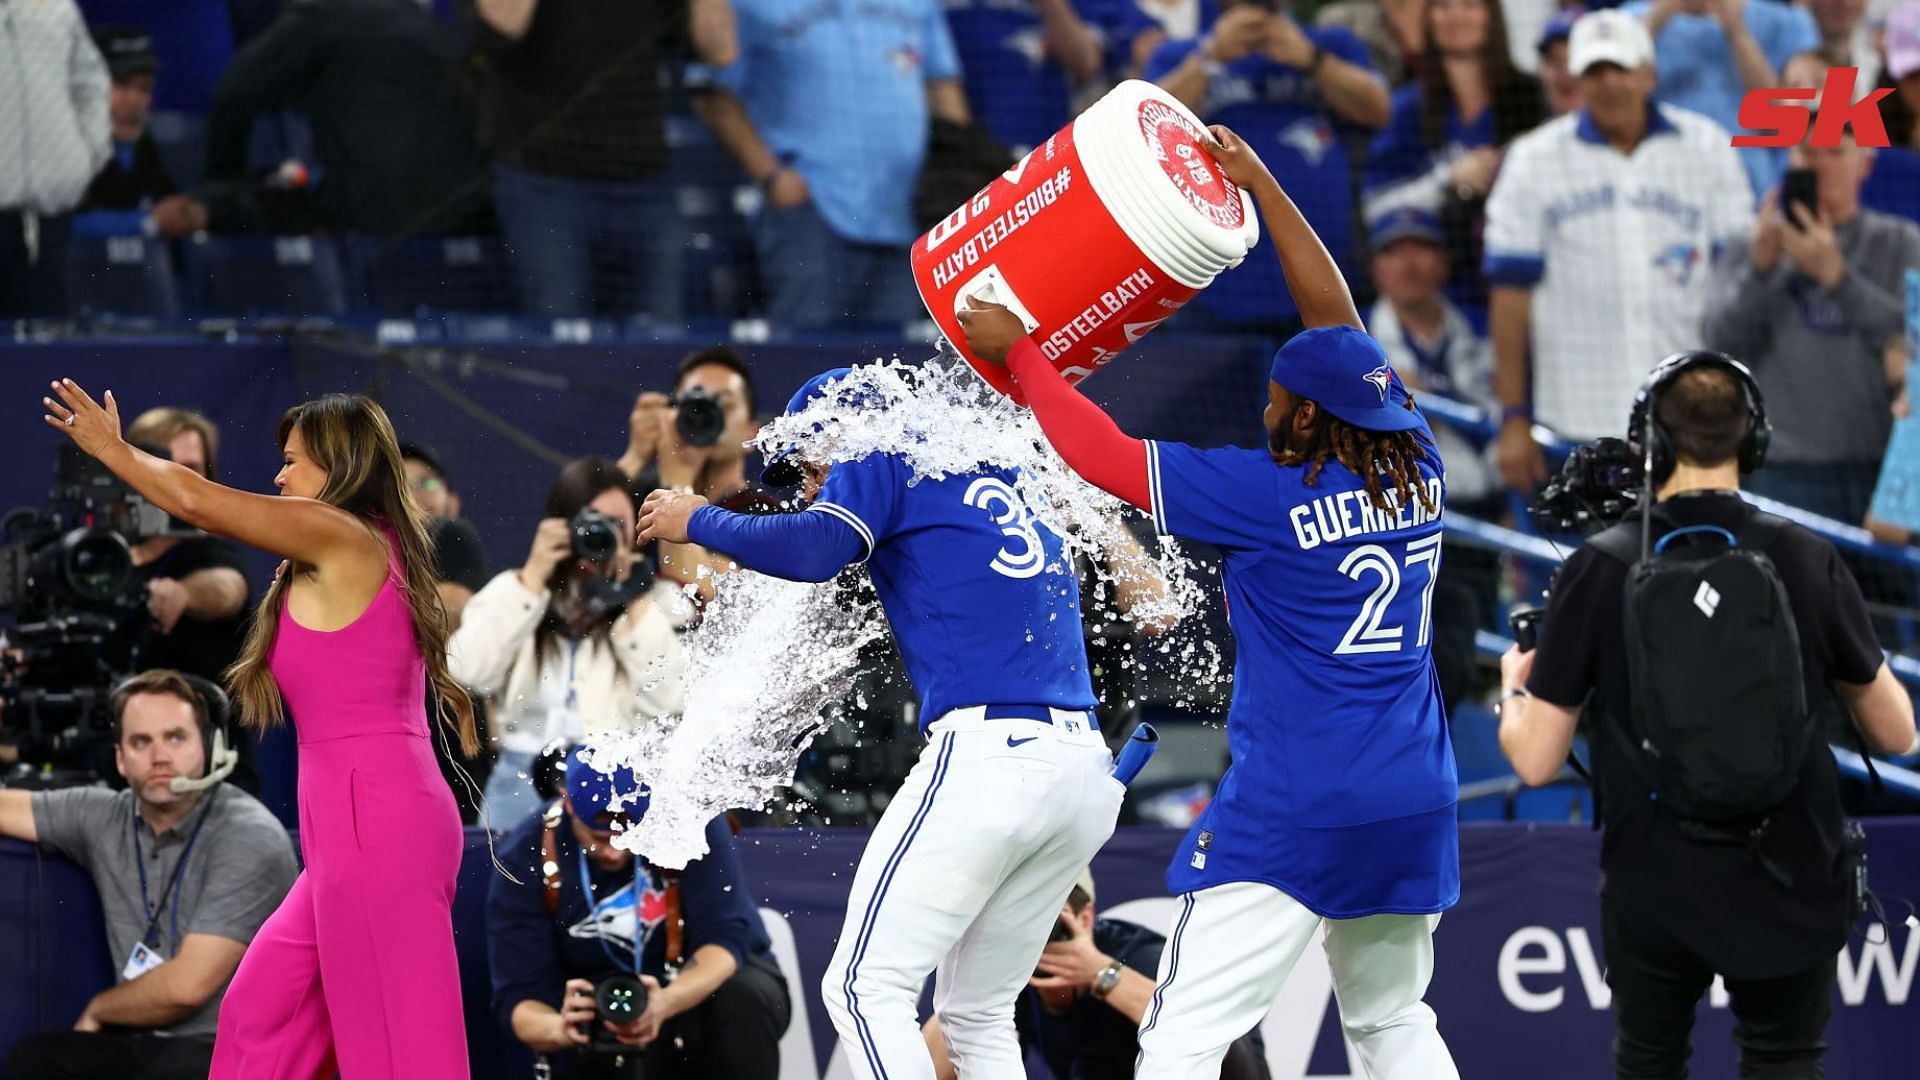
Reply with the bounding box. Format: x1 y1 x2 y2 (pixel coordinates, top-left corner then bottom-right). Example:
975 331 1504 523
639 489 866 583
955 300 1151 511
1203 125 1361 332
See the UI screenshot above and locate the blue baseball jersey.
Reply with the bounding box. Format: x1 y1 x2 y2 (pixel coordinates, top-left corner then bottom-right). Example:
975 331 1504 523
814 453 1097 728
941 0 1156 154
1144 405 1459 916
1143 27 1375 327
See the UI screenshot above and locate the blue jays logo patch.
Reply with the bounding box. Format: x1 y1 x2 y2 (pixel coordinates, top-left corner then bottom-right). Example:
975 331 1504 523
1654 243 1700 286
1364 366 1394 403
568 875 670 954
1278 119 1335 168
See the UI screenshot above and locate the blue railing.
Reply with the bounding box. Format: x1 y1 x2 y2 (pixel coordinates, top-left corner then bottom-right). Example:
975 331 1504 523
1420 392 1920 570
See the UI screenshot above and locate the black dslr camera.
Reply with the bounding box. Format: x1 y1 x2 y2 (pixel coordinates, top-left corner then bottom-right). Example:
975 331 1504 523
595 975 647 1027
669 387 727 449
574 975 650 1076
570 507 623 566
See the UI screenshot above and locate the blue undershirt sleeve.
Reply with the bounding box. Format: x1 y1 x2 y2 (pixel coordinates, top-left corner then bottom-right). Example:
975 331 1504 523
687 504 868 583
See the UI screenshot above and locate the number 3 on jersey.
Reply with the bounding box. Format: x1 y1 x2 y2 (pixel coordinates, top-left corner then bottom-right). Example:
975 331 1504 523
963 477 1046 580
1334 535 1443 655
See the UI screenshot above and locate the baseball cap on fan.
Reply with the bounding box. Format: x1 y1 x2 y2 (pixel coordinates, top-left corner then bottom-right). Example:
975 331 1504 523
1270 326 1421 433
1537 6 1585 56
1567 9 1654 75
93 27 159 80
1888 2 1920 82
1368 207 1444 251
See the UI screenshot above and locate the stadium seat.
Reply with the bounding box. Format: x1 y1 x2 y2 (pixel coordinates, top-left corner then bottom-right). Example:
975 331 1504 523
182 234 348 316
346 234 514 315
668 112 761 318
145 111 208 192
64 235 181 317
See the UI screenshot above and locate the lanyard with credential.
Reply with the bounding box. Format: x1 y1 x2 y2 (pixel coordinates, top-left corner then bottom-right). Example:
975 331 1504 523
577 842 640 976
132 786 219 951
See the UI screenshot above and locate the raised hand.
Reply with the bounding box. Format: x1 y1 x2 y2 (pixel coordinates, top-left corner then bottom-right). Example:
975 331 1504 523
1199 124 1275 193
42 378 124 460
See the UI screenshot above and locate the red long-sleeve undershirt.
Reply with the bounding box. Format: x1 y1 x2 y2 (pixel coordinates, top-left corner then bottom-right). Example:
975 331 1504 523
1005 338 1151 511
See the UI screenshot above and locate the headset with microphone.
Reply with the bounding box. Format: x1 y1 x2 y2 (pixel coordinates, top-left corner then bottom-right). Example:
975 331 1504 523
109 672 240 793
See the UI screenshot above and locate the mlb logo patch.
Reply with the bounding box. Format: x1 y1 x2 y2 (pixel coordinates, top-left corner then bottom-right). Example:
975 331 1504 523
1190 850 1207 869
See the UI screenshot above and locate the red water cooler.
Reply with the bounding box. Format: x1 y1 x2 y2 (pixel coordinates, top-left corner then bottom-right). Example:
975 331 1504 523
913 81 1261 397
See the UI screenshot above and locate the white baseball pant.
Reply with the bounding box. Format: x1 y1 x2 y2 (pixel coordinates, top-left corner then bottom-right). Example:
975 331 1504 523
820 706 1123 1080
1136 880 1459 1080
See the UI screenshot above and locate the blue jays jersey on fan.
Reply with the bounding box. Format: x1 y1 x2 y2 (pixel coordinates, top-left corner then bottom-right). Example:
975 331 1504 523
1143 27 1374 327
1144 402 1459 917
941 0 1155 154
814 453 1098 729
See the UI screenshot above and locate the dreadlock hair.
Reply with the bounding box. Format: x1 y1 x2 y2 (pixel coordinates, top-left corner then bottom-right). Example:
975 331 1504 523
1270 395 1439 516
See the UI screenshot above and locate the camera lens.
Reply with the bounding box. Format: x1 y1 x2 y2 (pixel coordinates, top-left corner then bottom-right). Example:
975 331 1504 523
569 508 620 565
673 387 727 449
595 975 647 1024
50 527 132 606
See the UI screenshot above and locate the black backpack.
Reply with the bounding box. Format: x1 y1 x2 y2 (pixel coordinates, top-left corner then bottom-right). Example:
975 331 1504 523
1588 514 1814 823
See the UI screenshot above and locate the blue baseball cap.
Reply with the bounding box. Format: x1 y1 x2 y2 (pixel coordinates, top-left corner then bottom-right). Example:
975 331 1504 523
564 747 649 830
1538 6 1584 54
1368 207 1443 252
762 367 856 486
1269 326 1421 433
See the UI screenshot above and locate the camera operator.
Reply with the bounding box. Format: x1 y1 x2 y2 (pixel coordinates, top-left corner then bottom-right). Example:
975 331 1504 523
0 670 297 1080
449 459 687 824
486 748 790 1079
922 868 1270 1080
120 407 257 794
617 348 762 600
1498 353 1918 1078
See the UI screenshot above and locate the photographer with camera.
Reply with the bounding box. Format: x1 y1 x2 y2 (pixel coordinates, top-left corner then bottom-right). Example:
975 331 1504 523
450 459 687 824
1499 352 1919 1078
0 670 297 1080
617 347 759 502
486 748 789 1080
921 867 1270 1080
616 349 761 599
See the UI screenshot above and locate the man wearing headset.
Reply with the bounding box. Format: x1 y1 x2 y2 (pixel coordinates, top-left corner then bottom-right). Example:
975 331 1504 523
0 669 297 1080
1498 353 1917 1078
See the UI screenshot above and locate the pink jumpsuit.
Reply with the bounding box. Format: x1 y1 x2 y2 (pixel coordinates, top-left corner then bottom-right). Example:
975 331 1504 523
211 528 469 1079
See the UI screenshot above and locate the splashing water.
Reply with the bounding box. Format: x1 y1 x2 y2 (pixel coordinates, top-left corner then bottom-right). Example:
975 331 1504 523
588 570 888 868
591 354 1223 869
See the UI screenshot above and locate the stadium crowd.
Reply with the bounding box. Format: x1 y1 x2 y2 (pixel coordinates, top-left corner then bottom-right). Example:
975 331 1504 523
3 0 1919 518
3 1 1920 1079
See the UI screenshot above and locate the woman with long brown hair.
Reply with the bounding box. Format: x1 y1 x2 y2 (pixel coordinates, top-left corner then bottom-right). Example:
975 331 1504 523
43 382 475 1079
1362 0 1546 317
449 457 687 822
